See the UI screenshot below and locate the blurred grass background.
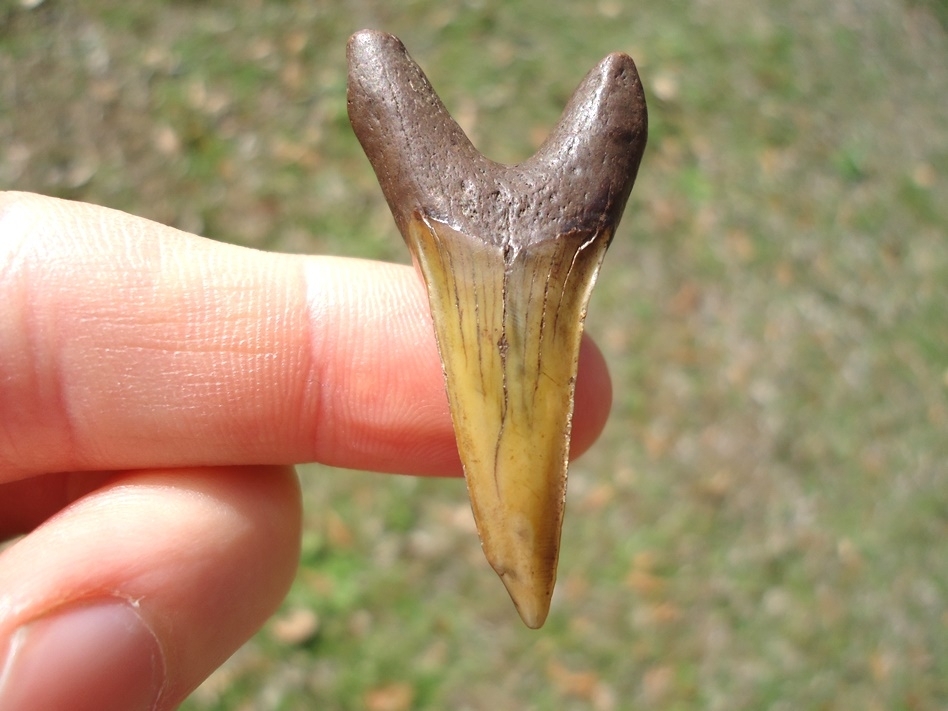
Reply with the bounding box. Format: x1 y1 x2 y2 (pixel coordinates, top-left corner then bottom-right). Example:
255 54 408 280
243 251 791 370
3 0 948 708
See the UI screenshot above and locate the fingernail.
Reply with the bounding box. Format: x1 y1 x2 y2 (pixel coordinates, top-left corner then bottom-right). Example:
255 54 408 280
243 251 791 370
0 599 165 711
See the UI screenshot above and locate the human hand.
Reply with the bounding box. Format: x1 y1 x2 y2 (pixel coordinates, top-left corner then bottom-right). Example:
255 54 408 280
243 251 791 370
0 192 612 710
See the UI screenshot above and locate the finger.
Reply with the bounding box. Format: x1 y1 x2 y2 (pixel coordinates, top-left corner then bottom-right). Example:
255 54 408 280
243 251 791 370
0 337 608 539
1 192 612 480
0 465 301 711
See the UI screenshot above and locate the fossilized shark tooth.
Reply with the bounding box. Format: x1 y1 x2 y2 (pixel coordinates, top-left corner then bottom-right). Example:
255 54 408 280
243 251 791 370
347 29 647 628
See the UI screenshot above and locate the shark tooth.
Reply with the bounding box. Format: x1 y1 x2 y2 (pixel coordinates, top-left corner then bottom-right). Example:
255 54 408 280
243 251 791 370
347 29 647 628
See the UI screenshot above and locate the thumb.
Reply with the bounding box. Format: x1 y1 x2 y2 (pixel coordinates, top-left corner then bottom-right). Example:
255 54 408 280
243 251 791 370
0 465 301 711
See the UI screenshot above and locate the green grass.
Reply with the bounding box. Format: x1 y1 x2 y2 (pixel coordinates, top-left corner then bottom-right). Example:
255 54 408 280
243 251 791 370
3 0 948 708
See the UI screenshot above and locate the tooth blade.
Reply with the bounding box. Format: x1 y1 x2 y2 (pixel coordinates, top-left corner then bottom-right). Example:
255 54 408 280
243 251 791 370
407 212 612 628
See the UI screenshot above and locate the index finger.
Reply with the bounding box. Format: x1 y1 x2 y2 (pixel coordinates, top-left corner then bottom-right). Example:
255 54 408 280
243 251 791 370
0 192 612 480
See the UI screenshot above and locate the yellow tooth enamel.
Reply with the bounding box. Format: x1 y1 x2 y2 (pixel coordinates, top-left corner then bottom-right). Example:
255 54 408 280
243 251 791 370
407 211 612 628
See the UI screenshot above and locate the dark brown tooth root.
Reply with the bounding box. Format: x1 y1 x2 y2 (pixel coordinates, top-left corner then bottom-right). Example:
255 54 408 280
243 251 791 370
347 29 647 629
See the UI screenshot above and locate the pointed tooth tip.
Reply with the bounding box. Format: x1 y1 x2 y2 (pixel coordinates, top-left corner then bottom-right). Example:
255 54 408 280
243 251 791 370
517 603 549 630
498 570 553 629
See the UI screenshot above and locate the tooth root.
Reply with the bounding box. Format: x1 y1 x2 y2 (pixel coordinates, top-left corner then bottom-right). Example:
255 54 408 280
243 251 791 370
347 29 647 628
407 213 612 628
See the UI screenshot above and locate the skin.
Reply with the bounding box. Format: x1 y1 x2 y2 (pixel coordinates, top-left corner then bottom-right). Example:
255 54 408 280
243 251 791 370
0 191 612 708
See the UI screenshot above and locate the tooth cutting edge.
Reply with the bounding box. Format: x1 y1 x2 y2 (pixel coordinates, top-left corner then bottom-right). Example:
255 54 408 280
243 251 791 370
346 29 647 628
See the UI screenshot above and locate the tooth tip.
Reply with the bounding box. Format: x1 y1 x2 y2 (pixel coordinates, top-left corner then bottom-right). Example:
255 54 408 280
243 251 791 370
496 567 554 629
514 599 550 630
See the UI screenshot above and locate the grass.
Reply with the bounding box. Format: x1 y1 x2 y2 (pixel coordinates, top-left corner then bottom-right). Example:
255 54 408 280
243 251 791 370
3 0 948 708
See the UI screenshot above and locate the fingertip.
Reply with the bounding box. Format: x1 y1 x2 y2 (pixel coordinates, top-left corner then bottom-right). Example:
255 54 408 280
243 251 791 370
571 335 613 458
